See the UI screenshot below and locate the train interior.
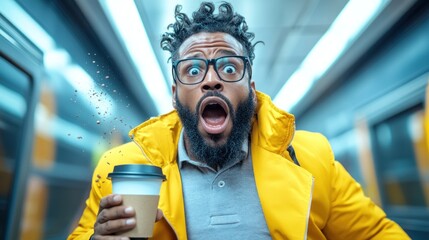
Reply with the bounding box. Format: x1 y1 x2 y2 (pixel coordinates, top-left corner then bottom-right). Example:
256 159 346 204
0 0 429 239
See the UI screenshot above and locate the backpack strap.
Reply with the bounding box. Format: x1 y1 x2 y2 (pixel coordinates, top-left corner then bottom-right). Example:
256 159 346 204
287 145 300 166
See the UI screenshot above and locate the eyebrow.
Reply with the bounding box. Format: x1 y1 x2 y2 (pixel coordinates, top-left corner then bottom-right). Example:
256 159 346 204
218 49 239 56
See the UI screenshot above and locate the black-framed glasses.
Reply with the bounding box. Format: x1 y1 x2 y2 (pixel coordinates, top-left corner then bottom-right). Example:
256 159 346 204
172 56 251 85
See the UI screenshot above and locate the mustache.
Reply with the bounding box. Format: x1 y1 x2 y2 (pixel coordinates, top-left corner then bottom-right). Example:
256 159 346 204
196 91 233 117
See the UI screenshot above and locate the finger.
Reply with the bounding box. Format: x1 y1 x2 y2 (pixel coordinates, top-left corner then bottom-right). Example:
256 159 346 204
91 235 130 240
94 218 136 236
99 194 122 210
97 205 135 224
156 208 164 222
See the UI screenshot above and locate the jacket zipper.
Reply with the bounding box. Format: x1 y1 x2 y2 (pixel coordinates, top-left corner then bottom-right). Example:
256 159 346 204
130 134 154 165
304 177 315 240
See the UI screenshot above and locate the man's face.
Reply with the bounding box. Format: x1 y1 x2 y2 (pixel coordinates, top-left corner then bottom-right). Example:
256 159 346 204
172 32 256 163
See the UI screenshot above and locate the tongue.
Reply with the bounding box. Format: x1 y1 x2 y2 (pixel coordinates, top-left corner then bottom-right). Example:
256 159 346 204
202 106 226 125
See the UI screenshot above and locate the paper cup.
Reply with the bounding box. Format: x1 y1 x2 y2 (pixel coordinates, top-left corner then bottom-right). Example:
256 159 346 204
108 164 166 238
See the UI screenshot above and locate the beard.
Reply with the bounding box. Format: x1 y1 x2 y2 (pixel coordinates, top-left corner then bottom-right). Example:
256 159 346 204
175 90 255 169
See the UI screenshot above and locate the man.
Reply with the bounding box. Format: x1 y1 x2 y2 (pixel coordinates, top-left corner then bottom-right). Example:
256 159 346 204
68 2 410 239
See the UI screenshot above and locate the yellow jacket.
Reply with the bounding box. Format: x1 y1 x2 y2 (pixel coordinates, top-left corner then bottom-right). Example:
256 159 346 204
426 82 429 152
68 91 409 240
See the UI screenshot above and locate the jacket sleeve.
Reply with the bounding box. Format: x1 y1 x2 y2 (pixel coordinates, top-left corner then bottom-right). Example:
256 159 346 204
323 159 410 239
66 165 103 240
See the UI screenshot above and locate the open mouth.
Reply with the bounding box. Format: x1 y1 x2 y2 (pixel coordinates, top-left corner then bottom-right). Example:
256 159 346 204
199 96 230 135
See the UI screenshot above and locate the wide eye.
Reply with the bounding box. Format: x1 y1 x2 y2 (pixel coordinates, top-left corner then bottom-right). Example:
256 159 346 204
188 67 201 76
222 65 237 74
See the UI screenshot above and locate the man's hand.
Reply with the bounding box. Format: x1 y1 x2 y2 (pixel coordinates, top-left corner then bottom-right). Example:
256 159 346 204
93 194 136 239
92 194 165 240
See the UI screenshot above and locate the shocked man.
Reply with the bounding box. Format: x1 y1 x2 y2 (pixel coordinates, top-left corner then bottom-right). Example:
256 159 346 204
69 2 410 239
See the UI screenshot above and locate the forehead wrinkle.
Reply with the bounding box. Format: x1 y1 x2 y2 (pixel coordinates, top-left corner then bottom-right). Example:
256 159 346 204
178 32 244 58
185 48 240 59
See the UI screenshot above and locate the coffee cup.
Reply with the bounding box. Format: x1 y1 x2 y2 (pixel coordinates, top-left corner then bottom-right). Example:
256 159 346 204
108 164 166 239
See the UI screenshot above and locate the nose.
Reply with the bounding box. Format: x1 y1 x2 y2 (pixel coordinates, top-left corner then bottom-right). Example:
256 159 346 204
201 65 223 91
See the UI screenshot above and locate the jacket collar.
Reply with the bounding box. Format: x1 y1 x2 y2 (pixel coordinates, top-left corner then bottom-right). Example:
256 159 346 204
128 90 296 165
253 91 295 155
128 110 182 167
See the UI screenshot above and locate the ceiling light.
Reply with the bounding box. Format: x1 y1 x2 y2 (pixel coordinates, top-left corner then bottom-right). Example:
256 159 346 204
274 0 390 112
100 0 172 115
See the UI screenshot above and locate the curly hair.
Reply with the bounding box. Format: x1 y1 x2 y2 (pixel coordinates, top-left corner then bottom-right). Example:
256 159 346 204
161 1 262 63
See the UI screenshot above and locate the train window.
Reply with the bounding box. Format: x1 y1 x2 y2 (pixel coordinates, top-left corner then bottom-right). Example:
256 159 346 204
0 56 31 236
371 104 429 208
330 129 364 184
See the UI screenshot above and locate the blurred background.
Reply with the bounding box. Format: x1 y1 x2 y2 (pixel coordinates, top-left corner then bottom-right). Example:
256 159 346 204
0 0 428 239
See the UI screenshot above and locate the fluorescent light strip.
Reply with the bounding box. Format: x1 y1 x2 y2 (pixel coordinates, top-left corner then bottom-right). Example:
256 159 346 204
101 0 172 115
0 0 55 52
274 0 390 111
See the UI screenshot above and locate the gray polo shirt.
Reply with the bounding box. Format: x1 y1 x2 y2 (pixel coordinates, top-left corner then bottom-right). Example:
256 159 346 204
178 129 271 239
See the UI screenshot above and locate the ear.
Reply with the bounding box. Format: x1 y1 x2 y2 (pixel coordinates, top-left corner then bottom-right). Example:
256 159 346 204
250 80 257 106
172 83 177 109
